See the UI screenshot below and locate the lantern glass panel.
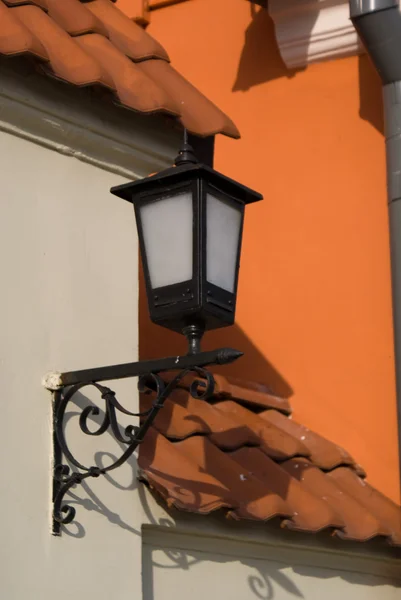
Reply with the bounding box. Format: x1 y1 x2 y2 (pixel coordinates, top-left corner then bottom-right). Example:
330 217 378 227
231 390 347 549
206 193 243 293
140 191 193 289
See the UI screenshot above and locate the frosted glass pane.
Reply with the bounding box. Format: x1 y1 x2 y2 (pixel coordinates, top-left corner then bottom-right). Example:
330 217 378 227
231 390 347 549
140 192 193 289
207 193 242 293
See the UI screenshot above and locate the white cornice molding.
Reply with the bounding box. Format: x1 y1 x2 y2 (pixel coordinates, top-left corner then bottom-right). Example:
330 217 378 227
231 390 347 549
269 0 363 69
0 58 179 180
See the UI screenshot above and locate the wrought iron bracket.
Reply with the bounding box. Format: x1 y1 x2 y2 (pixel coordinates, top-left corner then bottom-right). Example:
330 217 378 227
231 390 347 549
44 347 242 535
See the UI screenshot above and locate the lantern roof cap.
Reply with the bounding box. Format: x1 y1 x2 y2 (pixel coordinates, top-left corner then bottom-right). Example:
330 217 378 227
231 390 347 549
110 162 263 206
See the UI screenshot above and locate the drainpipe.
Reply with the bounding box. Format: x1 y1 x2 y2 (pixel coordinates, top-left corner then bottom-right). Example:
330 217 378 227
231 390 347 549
350 0 401 478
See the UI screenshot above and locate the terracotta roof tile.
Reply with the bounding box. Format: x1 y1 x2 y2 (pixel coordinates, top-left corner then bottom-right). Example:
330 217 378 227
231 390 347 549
142 430 292 520
13 5 114 87
86 0 168 62
75 34 179 114
230 447 344 531
44 0 109 37
138 60 240 138
327 467 401 545
260 408 364 473
282 458 385 541
212 374 291 413
161 371 292 413
142 389 261 448
139 428 234 514
0 0 239 138
213 400 310 460
0 1 47 59
138 374 401 546
4 0 48 8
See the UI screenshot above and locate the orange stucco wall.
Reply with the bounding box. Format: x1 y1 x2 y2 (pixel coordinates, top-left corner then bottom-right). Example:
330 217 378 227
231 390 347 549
141 0 399 502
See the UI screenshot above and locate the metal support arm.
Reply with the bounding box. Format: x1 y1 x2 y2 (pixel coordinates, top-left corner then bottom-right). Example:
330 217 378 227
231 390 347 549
46 347 242 534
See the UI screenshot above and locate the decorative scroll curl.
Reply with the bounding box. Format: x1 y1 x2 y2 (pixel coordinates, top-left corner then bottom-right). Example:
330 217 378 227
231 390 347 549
53 367 215 528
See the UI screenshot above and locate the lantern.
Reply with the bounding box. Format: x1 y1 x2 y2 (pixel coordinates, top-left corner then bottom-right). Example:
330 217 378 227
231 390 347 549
111 141 263 339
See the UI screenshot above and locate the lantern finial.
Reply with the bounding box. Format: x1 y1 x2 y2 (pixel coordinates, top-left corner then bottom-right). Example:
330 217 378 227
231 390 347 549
174 129 198 166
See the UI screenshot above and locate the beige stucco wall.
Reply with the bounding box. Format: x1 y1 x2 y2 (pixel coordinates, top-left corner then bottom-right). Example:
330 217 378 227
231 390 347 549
0 126 146 599
0 69 400 600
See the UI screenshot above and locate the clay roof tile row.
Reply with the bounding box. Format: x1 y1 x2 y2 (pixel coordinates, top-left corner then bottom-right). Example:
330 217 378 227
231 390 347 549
0 0 239 138
138 373 401 546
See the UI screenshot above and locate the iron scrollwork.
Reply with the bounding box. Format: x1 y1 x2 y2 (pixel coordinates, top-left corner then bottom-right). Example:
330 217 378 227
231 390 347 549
52 364 216 533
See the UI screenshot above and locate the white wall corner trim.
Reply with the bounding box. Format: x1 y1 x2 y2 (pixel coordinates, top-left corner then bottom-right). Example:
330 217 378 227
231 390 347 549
0 58 180 179
268 0 363 69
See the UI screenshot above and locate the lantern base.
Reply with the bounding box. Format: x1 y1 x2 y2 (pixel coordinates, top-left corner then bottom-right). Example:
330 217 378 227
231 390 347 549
183 324 204 355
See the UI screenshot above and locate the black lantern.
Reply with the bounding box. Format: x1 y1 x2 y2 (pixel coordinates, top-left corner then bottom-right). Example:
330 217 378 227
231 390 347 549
47 135 262 534
111 138 263 346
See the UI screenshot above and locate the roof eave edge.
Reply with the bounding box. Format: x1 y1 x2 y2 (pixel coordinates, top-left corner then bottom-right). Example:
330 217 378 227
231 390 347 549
0 57 181 179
